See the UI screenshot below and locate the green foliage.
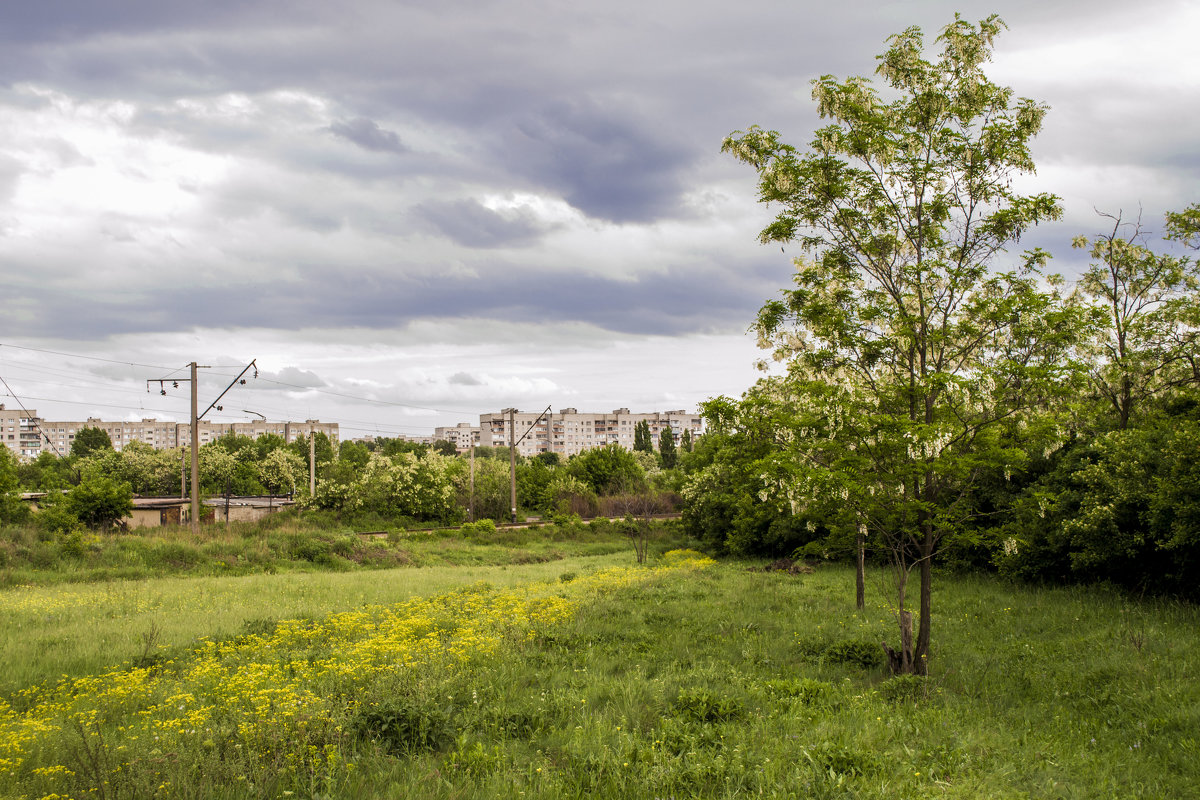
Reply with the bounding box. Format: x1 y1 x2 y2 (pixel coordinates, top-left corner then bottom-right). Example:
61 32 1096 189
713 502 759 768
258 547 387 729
1166 203 1200 249
199 445 239 493
998 415 1200 599
658 426 677 468
461 457 511 521
35 495 81 536
877 674 931 704
3 564 1200 797
0 445 30 525
1073 208 1200 430
459 518 497 537
65 474 133 529
253 432 286 460
287 431 336 465
258 448 305 495
567 444 645 496
69 426 113 459
16 451 74 492
722 14 1083 671
760 677 833 705
671 687 743 723
352 696 456 754
633 419 653 453
77 443 181 496
542 473 598 518
516 457 555 512
338 439 371 467
313 451 461 522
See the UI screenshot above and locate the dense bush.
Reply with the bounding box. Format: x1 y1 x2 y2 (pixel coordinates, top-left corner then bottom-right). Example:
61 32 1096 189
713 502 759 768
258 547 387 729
998 418 1200 599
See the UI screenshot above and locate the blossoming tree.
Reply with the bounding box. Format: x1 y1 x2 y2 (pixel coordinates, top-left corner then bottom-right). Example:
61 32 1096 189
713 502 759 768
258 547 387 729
723 15 1083 674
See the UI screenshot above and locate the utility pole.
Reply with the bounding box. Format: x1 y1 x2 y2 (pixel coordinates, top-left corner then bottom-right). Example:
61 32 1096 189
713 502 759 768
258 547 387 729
504 405 551 526
508 408 517 524
190 361 199 532
469 442 475 522
148 359 257 535
309 426 316 496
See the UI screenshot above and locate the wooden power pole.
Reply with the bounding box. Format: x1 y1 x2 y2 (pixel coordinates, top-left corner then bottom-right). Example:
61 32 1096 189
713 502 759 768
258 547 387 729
189 361 199 533
508 408 517 524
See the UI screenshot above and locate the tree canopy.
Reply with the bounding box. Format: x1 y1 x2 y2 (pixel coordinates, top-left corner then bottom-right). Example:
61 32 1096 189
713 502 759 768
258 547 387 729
723 14 1080 673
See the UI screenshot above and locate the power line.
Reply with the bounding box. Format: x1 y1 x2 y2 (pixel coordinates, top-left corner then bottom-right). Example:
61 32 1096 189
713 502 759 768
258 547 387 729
0 342 177 371
0 374 66 457
0 390 455 439
1 341 484 418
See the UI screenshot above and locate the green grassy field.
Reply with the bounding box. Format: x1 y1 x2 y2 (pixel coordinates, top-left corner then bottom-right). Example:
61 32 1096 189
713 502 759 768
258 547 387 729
0 551 632 697
2 555 1196 799
0 516 633 588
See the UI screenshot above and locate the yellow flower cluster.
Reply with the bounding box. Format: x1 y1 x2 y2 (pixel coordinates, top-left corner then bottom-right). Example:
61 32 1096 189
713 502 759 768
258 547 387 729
1 560 710 798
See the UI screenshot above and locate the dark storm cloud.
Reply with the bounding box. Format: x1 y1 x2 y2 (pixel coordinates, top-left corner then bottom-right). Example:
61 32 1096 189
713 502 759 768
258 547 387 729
0 248 792 341
412 199 550 248
327 118 407 154
0 0 1195 354
498 98 698 223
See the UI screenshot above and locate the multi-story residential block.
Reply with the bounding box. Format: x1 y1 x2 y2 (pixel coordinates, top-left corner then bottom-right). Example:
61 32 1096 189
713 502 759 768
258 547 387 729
0 406 338 459
0 405 48 459
478 408 703 458
433 422 481 452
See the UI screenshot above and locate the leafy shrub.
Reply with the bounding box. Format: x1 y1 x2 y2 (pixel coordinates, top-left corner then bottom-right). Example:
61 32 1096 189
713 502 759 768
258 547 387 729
822 639 885 669
352 697 456 754
804 741 880 776
36 500 81 536
460 519 497 537
671 687 743 723
65 475 133 528
796 636 885 669
877 674 932 704
59 531 87 559
761 677 834 705
288 535 332 562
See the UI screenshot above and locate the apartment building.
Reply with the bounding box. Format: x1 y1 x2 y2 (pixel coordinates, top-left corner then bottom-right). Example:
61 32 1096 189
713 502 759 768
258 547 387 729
478 408 703 458
0 405 338 459
0 405 47 459
432 422 481 452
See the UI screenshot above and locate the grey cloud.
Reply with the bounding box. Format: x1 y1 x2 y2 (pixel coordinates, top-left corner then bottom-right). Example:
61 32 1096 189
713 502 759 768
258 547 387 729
498 99 697 223
449 372 483 386
328 118 407 154
0 155 22 205
0 247 794 340
412 199 550 248
259 366 327 389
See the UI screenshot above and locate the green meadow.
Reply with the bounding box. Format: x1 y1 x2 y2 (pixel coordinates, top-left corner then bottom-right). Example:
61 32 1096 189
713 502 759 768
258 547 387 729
1 541 1196 800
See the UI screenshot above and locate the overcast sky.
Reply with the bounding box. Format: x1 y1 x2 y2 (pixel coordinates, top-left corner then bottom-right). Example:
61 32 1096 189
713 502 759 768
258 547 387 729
0 0 1196 440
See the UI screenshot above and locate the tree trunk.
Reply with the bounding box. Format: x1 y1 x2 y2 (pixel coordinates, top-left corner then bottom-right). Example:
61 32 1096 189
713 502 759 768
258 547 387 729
883 610 914 674
855 529 865 610
914 550 932 676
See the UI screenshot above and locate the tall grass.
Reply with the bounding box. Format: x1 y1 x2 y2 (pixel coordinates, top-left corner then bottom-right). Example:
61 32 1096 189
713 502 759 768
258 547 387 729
0 552 632 696
0 515 653 588
3 560 1196 798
